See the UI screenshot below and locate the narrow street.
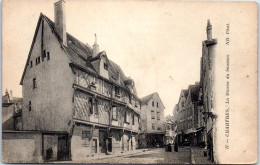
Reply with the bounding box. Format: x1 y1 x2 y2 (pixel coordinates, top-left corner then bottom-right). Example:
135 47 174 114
90 147 191 164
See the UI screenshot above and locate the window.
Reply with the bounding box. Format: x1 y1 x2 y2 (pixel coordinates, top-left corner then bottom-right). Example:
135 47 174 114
182 102 184 107
132 114 135 125
129 94 132 104
36 56 41 65
152 123 155 130
42 50 46 61
158 127 161 131
82 130 91 147
151 110 155 119
82 131 90 140
157 112 160 120
112 107 118 120
152 101 154 107
33 78 37 89
104 63 108 70
115 86 120 96
29 101 31 111
125 110 130 123
30 61 33 68
89 98 98 115
47 52 50 60
157 102 159 107
89 98 93 114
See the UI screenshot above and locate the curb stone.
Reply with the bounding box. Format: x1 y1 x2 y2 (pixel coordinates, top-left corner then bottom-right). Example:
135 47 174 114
184 147 196 164
97 149 149 160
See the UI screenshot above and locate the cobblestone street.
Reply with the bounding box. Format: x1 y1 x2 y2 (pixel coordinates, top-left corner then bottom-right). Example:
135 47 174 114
88 147 191 164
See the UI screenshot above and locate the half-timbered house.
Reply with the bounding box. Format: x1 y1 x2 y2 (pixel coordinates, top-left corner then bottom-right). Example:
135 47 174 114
19 0 141 161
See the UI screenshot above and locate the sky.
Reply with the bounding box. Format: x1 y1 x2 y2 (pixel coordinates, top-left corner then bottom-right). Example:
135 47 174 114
2 0 224 116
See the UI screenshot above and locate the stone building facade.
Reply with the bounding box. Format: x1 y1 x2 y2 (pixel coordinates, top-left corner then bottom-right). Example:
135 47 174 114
200 20 217 162
2 90 23 131
139 92 165 148
173 20 217 162
175 83 203 146
15 0 141 162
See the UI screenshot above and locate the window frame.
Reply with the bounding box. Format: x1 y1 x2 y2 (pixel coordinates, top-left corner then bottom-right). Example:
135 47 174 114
112 107 118 120
132 114 135 125
124 110 130 123
151 110 155 119
104 63 108 70
47 52 50 61
115 86 120 97
33 78 37 89
29 101 31 111
89 98 93 114
157 112 160 120
152 123 155 130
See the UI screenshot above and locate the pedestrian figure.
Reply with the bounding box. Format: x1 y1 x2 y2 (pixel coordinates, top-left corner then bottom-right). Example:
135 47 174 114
46 147 53 160
174 142 178 152
165 143 172 152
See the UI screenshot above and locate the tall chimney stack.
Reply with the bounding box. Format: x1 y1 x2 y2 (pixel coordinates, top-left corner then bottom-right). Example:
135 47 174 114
54 0 67 46
92 34 99 57
9 90 13 101
206 19 212 41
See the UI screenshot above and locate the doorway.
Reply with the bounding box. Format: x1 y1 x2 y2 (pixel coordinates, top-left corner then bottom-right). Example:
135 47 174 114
99 131 106 153
57 135 70 161
108 138 112 152
92 139 98 153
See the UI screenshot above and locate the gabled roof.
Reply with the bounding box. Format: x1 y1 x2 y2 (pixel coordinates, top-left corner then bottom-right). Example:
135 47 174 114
20 13 139 98
141 92 165 109
141 93 154 105
176 89 189 107
2 94 10 104
183 89 189 98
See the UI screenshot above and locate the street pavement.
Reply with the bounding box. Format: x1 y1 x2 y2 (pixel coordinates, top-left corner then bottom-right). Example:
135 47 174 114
89 147 191 164
191 147 213 164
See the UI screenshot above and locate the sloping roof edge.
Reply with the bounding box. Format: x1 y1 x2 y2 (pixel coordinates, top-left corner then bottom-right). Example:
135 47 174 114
141 92 165 109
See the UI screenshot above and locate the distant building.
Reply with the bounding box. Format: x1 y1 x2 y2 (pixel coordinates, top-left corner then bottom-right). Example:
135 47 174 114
2 89 23 131
172 104 178 124
175 83 203 146
164 121 175 145
139 92 165 148
173 20 217 163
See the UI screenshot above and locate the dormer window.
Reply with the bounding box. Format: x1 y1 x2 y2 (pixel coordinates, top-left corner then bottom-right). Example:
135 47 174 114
115 86 120 97
104 63 108 70
129 94 132 104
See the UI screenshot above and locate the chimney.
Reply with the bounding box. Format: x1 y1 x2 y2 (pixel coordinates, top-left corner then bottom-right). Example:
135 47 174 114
10 90 13 101
5 89 8 96
206 19 212 41
92 34 99 57
54 0 67 46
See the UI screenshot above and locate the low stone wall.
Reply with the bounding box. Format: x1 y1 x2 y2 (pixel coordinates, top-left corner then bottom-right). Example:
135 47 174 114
2 131 43 163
